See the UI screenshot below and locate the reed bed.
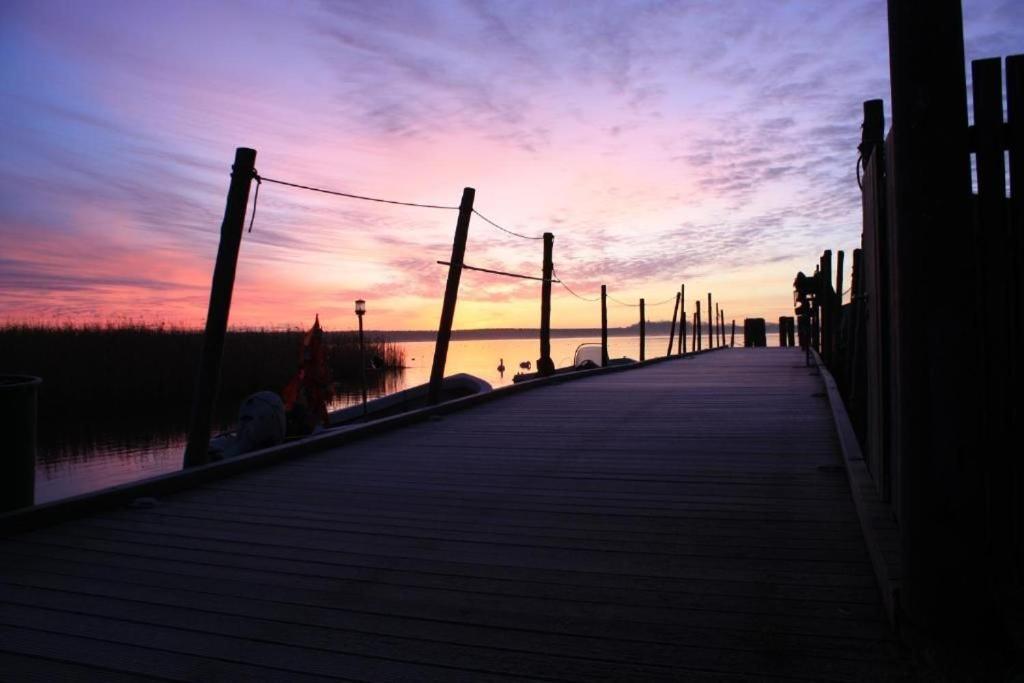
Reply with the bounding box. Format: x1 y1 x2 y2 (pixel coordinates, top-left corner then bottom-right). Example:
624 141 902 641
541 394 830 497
0 323 405 445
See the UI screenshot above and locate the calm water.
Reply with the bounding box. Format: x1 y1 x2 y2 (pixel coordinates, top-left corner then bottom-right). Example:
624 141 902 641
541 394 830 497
34 333 774 503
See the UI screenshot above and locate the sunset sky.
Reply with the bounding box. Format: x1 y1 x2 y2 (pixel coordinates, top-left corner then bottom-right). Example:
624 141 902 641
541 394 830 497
1 1 1021 331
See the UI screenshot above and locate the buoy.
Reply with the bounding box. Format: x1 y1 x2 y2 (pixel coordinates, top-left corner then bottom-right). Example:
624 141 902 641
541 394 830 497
497 358 506 374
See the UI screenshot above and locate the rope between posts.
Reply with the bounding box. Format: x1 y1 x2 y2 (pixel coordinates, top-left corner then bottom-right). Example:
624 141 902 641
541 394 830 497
646 294 679 307
471 209 545 240
553 269 601 302
254 174 460 210
607 293 677 308
437 261 557 283
245 169 711 316
606 294 637 307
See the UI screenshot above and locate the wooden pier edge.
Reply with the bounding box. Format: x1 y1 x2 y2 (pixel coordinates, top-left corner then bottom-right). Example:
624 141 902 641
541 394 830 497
0 347 731 537
812 349 903 626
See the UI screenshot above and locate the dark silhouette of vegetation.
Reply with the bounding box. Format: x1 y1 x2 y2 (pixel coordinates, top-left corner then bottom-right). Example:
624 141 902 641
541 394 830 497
0 323 404 451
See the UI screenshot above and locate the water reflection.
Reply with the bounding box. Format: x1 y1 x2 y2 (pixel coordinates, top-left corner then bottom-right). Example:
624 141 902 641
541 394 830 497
35 371 402 504
34 335 720 503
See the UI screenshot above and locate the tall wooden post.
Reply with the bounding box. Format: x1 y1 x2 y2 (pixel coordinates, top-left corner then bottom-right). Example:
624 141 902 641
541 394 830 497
836 250 846 305
692 310 698 350
730 320 736 347
183 147 256 469
0 375 40 511
848 247 865 421
1010 56 1024 446
357 313 368 415
819 251 833 365
666 293 679 356
639 298 646 362
812 265 821 353
696 300 702 351
834 250 845 365
973 57 1013 587
707 293 714 349
428 187 475 404
720 309 725 347
537 232 555 376
715 303 721 347
887 0 979 634
860 99 893 504
1008 56 1024 585
601 285 609 367
679 284 686 354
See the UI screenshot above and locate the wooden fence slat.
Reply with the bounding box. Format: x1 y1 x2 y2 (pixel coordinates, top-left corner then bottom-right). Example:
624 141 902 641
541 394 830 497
861 147 890 502
972 57 1013 585
887 0 981 630
1005 54 1024 583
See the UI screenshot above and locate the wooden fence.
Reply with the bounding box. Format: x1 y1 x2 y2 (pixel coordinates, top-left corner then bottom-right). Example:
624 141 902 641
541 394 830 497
797 23 1023 642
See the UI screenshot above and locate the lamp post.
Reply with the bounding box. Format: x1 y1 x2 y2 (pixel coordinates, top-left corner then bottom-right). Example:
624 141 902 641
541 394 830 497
355 299 367 416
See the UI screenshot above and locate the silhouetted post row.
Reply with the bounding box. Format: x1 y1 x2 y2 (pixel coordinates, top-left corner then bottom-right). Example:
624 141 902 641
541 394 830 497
184 146 257 468
428 187 475 405
537 232 555 376
786 20 1024 645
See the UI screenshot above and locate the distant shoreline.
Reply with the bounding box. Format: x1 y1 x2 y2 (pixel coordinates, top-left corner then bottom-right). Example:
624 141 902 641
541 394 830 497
1 320 781 341
383 321 779 342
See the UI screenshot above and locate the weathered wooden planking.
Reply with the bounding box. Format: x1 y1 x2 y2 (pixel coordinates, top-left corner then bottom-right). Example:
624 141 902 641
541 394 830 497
0 349 914 680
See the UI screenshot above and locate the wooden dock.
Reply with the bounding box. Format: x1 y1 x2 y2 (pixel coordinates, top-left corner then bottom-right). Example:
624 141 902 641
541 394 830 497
0 349 916 681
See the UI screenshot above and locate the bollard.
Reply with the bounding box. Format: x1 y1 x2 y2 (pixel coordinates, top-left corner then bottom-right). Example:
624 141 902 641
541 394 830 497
0 375 41 512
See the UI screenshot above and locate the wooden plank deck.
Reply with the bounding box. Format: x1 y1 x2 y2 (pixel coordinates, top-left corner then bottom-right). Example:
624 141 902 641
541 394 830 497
0 348 917 681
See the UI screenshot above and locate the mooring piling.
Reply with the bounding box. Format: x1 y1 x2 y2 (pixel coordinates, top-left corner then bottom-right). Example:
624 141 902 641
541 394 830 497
667 292 680 356
639 298 646 362
537 231 555 376
428 187 475 405
679 284 686 354
183 147 257 469
601 285 609 367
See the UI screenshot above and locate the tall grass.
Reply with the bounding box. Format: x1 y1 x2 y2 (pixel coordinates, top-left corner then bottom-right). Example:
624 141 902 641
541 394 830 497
0 323 405 448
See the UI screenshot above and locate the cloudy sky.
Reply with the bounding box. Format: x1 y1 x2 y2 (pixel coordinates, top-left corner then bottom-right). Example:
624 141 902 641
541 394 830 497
1 1 1020 331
